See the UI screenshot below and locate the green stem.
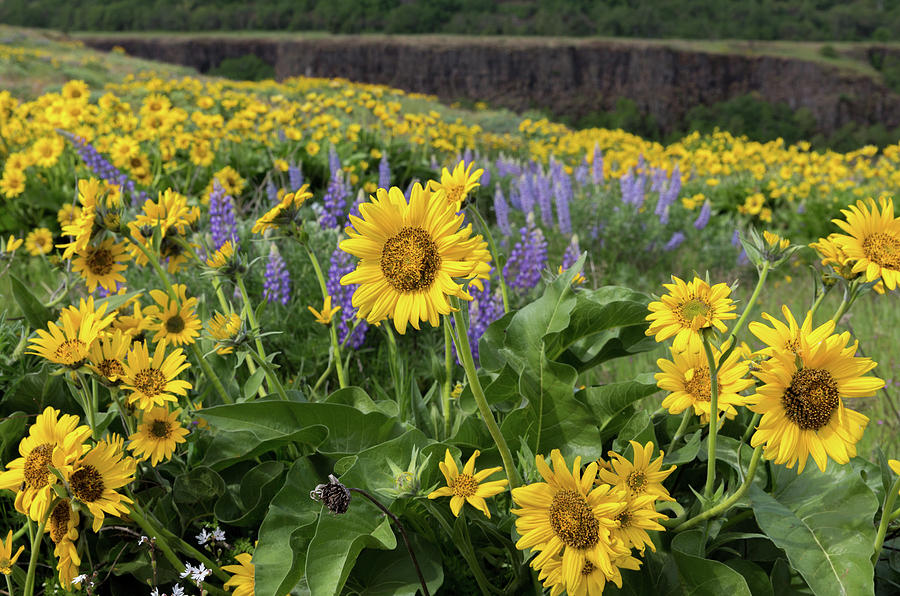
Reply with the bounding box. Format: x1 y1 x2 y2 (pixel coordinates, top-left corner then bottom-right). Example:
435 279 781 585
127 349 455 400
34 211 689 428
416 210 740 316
235 275 268 364
6 571 15 596
702 331 720 500
304 245 347 388
675 446 763 533
442 318 454 439
873 476 900 564
808 287 828 320
724 260 769 350
422 501 496 594
23 497 58 596
740 412 761 446
449 298 519 489
130 238 178 303
188 343 232 404
110 387 135 436
890 506 900 523
383 326 406 417
468 207 510 313
246 349 290 401
667 410 692 454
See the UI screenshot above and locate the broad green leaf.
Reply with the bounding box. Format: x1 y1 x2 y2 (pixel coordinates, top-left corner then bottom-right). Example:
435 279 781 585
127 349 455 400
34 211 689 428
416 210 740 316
750 463 878 596
172 466 225 504
579 373 659 434
325 386 399 417
214 460 286 527
671 530 752 595
255 458 322 596
611 410 657 454
345 534 443 595
478 311 515 372
606 549 681 595
665 430 702 466
242 367 266 401
724 560 774 596
10 274 52 330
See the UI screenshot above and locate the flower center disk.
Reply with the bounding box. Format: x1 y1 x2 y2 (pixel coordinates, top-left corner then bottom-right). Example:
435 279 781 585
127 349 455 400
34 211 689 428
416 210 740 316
49 500 71 543
134 368 167 397
863 232 900 270
87 247 114 276
450 473 478 498
380 227 442 293
55 339 87 366
548 489 600 549
782 367 840 430
627 471 647 494
23 443 54 489
679 297 711 326
165 314 186 334
150 419 171 439
70 465 105 503
684 366 711 402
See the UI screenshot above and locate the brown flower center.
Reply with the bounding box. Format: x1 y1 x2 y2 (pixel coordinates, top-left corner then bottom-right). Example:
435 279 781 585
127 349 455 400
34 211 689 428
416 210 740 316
446 185 464 205
627 471 648 494
381 227 441 293
450 473 478 498
133 368 167 397
548 489 599 549
581 561 596 576
679 297 711 326
863 232 900 271
615 510 632 528
150 419 171 439
49 500 71 543
86 247 114 277
54 339 87 367
782 367 840 431
165 314 186 334
97 358 125 380
70 464 105 503
683 366 712 402
23 443 54 489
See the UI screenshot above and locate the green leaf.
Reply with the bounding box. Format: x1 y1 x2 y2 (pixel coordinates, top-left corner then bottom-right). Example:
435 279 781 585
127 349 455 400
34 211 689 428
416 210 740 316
214 460 286 527
346 534 443 595
750 463 878 596
325 386 399 418
242 367 266 401
665 430 703 466
255 458 322 596
724 560 774 596
671 530 752 595
172 466 225 504
10 274 52 329
579 374 659 435
611 410 657 454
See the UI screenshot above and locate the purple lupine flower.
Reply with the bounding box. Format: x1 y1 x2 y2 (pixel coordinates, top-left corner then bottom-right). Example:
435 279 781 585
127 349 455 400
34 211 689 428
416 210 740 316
664 231 686 251
495 154 522 179
320 174 350 230
266 180 278 203
455 280 505 364
562 235 581 270
64 133 139 205
535 171 554 226
263 247 291 305
480 167 491 188
591 145 604 184
209 181 239 249
731 229 741 246
516 173 535 215
694 200 712 230
328 146 342 179
289 162 304 191
552 160 573 234
574 160 590 186
494 184 511 236
378 155 391 190
327 246 368 349
654 165 682 225
504 213 548 292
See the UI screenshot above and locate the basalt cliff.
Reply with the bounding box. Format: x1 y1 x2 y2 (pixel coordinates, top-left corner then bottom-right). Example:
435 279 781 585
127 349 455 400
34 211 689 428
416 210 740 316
76 35 900 135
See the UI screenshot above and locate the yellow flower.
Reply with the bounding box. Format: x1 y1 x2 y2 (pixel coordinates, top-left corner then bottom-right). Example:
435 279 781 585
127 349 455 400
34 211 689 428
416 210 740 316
121 340 192 411
48 500 81 587
207 311 243 354
128 407 189 466
748 305 835 360
59 178 102 259
223 552 255 596
558 265 586 285
0 407 91 521
655 347 753 423
72 237 130 292
511 450 629 588
251 186 313 234
831 197 900 290
428 160 483 209
308 295 341 325
4 235 23 254
144 284 202 346
608 494 667 554
763 230 790 252
0 530 25 575
87 329 130 384
339 184 487 334
27 303 110 368
206 240 236 268
63 437 135 531
0 168 26 198
57 203 82 227
427 449 507 518
748 327 884 473
537 551 641 596
598 442 675 502
306 141 320 156
25 227 54 255
645 276 737 354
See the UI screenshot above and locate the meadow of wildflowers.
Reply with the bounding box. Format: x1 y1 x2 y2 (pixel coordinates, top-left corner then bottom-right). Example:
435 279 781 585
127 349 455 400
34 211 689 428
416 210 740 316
1 29 900 596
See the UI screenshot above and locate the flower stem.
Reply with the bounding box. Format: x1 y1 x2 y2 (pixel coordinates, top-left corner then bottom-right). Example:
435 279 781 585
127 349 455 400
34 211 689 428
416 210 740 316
442 317 454 439
702 331 720 500
303 245 347 388
188 343 232 404
873 475 900 565
6 571 15 596
469 207 510 313
724 260 769 350
349 488 431 596
23 497 58 596
808 286 828 320
667 410 692 454
110 387 135 436
235 275 268 364
449 298 519 489
675 446 763 533
382 326 406 417
245 349 290 401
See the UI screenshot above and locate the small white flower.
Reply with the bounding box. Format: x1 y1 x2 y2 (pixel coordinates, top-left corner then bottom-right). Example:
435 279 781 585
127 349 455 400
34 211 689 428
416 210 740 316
172 584 185 596
180 563 197 579
138 535 150 546
211 528 226 542
191 562 212 583
195 528 211 545
72 573 89 585
150 589 161 596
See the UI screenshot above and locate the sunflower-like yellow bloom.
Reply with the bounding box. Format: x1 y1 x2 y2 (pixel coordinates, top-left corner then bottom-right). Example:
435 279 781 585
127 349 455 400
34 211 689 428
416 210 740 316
427 449 508 518
132 188 193 237
62 437 135 532
655 346 754 423
88 329 130 384
763 230 790 252
121 340 192 411
206 240 236 268
72 237 131 292
428 160 483 209
208 311 243 354
831 197 900 290
308 295 341 325
47 499 81 587
112 298 151 339
537 550 641 596
222 552 256 596
25 227 54 256
0 407 91 521
3 235 23 253
0 530 25 575
608 494 667 554
645 276 737 353
512 450 629 589
144 284 202 346
128 407 189 466
27 302 111 368
748 328 884 473
251 185 312 234
748 306 835 360
59 178 102 259
598 442 676 503
339 184 488 334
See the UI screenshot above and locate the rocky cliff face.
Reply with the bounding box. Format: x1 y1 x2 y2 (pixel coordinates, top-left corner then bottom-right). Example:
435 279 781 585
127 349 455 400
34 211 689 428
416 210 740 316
78 35 900 134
